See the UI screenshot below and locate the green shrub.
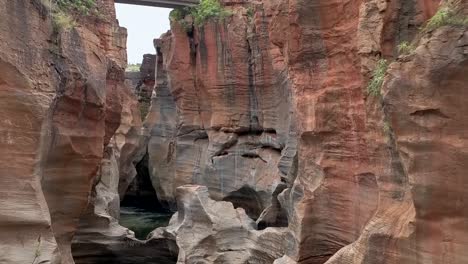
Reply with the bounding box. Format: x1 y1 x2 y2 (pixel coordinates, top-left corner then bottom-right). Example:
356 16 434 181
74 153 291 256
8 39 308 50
193 0 231 25
55 0 98 16
247 7 254 18
367 59 389 97
423 0 468 32
43 0 98 32
189 0 231 25
52 11 76 31
169 8 193 32
170 0 231 26
170 7 190 21
397 41 415 55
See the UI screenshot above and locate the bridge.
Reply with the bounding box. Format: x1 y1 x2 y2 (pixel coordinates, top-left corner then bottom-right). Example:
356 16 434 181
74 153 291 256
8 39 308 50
114 0 199 8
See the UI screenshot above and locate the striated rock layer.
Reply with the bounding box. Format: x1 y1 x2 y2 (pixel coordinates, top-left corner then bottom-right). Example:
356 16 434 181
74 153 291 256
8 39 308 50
147 0 468 263
328 25 468 264
0 0 129 263
0 0 467 263
150 185 290 264
147 1 296 218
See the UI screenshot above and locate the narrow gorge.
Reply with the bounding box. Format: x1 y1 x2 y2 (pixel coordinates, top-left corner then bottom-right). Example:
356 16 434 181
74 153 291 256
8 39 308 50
0 0 467 263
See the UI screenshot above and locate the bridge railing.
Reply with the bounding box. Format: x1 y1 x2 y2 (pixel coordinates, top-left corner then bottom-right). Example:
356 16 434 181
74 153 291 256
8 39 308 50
114 0 199 8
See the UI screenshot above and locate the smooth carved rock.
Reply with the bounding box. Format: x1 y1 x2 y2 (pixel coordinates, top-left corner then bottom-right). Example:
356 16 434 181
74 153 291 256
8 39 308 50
273 255 298 264
150 185 290 264
70 79 167 264
1 0 468 263
72 143 177 264
0 0 128 263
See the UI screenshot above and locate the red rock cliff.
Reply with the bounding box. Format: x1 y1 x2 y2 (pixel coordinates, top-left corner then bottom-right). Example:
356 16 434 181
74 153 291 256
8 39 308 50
0 0 467 263
0 0 129 263
147 0 468 263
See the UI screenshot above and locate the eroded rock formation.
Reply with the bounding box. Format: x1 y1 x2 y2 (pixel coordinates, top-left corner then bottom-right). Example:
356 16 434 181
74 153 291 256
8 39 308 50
327 24 468 264
0 0 467 263
147 1 296 216
144 0 468 263
0 0 129 263
150 185 290 263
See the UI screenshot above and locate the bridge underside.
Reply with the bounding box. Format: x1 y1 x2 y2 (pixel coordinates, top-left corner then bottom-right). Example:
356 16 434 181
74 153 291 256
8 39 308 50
115 0 198 8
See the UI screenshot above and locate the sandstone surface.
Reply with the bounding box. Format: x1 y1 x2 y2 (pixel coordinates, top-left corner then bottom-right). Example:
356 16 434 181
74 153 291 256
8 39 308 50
327 24 468 264
0 0 128 262
0 0 467 263
145 0 468 263
151 185 290 264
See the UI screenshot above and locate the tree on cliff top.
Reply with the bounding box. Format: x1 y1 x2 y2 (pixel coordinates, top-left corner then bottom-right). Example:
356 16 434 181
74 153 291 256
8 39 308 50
170 0 231 26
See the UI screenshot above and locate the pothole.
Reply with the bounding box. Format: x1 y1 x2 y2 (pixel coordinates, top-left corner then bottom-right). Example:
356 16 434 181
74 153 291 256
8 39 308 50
119 152 172 240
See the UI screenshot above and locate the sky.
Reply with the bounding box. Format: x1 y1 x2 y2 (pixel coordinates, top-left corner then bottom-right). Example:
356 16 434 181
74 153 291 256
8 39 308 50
115 3 171 64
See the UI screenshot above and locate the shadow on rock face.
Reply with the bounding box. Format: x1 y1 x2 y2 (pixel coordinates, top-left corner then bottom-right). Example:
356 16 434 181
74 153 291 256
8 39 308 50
72 236 178 264
222 185 268 220
119 152 172 239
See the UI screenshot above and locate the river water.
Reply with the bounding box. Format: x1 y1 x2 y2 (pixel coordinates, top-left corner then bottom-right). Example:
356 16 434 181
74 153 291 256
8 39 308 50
119 206 172 240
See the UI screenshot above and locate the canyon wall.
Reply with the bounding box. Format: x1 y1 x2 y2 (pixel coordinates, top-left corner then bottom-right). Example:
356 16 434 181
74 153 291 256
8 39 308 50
147 0 468 263
0 0 467 263
0 0 129 263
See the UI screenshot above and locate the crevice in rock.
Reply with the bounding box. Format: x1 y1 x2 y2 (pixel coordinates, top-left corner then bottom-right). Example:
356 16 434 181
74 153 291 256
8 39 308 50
125 54 155 121
119 152 172 240
410 108 449 118
257 183 289 230
188 25 197 65
241 152 267 163
222 186 266 220
247 27 261 131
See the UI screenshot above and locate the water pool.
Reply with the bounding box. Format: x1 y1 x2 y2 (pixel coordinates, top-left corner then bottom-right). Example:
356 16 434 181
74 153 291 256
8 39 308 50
119 206 172 240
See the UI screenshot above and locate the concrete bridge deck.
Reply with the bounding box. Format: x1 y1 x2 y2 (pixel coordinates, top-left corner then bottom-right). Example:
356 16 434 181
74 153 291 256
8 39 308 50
115 0 199 8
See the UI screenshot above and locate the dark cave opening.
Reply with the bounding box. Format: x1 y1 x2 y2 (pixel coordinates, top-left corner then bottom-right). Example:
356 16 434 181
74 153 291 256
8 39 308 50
222 186 265 220
119 152 172 240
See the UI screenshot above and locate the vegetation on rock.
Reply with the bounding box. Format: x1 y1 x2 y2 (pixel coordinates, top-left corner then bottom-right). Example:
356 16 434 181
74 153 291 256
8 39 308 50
422 0 468 32
246 7 255 18
170 7 190 21
52 11 76 31
191 0 231 25
397 41 415 55
170 0 231 26
367 59 389 97
41 0 98 31
169 8 193 32
55 0 98 16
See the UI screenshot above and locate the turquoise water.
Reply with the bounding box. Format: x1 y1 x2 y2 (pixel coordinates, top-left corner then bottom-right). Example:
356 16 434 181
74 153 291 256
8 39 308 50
119 206 172 240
